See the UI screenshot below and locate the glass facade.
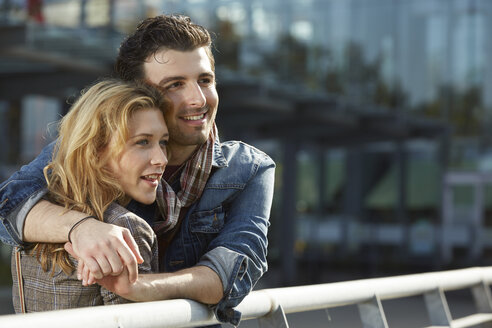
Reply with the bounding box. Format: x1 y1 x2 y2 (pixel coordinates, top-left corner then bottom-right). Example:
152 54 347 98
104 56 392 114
1 0 492 279
2 0 490 123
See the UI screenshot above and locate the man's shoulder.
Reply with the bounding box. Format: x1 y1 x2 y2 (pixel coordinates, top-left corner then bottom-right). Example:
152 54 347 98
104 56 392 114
216 140 274 166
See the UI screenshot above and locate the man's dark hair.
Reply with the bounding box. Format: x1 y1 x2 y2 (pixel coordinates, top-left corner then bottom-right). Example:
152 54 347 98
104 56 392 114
115 14 214 81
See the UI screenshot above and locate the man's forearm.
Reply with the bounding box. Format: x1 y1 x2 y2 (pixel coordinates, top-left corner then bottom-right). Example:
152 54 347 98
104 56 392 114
119 265 224 304
23 200 86 243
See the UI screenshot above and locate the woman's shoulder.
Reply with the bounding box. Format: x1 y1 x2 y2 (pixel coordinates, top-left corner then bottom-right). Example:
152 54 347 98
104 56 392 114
103 202 153 233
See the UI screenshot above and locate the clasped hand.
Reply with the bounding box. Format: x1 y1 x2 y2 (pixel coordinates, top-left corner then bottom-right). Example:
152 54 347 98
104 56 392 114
64 219 143 286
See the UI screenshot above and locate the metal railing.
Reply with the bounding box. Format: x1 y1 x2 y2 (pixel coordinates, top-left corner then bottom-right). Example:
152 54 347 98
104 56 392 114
1 267 492 327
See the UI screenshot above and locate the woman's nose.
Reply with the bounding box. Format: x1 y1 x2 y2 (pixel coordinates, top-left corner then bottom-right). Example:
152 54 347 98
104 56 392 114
150 146 168 167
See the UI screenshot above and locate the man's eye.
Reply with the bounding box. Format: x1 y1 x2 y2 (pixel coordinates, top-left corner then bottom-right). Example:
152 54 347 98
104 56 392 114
166 82 183 89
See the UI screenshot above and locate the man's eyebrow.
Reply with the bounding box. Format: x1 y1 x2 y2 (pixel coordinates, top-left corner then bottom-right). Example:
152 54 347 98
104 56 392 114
157 72 215 86
200 72 215 78
157 76 185 86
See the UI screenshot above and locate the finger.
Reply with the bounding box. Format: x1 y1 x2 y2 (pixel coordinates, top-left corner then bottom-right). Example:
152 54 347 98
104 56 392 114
92 255 114 277
101 248 124 276
123 230 144 264
64 242 79 259
83 257 104 281
65 242 84 280
87 272 97 286
117 248 138 284
77 260 85 281
82 262 91 286
120 232 140 284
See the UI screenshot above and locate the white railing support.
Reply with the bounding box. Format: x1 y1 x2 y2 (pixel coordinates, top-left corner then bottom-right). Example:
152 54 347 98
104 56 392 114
472 282 492 313
357 295 389 328
423 288 452 326
257 304 289 328
471 282 492 328
2 267 492 327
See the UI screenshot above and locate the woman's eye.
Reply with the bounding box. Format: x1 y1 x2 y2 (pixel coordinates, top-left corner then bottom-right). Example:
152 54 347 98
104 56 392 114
136 139 149 146
159 140 168 147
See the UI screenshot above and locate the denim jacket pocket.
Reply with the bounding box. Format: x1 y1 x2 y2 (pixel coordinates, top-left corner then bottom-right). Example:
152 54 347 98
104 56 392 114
190 205 226 233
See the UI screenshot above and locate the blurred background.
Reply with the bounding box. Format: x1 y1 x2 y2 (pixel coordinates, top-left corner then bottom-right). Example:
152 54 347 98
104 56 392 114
1 0 492 304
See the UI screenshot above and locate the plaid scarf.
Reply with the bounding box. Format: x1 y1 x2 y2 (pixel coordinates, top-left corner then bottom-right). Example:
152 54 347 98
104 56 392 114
154 124 217 234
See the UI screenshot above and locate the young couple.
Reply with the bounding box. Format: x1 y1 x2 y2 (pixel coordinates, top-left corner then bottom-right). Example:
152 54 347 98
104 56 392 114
0 14 275 326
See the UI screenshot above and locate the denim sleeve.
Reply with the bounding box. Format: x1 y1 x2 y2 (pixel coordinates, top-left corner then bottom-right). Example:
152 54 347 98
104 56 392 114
196 155 275 325
0 141 55 246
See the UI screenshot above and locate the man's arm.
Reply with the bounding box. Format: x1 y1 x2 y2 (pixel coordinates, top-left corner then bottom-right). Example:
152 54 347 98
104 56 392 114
95 265 223 305
0 142 56 246
94 145 274 326
96 152 274 326
196 148 276 324
25 200 143 282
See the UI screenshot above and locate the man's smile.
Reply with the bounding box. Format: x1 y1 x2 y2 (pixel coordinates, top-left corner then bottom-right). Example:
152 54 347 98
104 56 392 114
183 113 206 121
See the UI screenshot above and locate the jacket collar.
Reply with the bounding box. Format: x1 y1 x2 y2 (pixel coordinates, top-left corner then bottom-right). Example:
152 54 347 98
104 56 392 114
212 138 228 168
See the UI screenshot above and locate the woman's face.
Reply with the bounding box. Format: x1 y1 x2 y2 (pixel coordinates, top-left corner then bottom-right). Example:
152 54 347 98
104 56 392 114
106 108 169 204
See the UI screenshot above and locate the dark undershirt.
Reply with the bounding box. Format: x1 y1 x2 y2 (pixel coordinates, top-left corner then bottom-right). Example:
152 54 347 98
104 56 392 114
155 165 189 269
162 164 181 182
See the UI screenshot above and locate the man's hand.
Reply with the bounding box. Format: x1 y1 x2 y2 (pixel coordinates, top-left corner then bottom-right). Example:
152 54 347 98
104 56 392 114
64 219 144 285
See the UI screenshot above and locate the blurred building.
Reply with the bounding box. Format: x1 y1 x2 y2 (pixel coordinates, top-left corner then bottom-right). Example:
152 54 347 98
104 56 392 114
1 0 492 285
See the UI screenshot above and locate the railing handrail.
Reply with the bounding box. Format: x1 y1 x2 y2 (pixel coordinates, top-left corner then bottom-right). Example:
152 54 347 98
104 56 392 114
1 266 492 328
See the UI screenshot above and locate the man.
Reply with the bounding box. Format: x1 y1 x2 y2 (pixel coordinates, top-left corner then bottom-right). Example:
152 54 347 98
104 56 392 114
0 14 275 326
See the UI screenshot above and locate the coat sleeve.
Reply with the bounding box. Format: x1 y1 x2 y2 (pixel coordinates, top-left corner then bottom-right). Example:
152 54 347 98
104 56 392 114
0 141 55 246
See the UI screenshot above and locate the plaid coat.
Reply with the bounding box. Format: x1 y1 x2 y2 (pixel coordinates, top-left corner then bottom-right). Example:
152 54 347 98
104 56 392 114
11 202 158 312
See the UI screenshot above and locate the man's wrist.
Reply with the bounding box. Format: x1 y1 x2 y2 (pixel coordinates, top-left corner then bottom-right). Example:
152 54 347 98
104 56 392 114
130 274 162 302
24 200 90 243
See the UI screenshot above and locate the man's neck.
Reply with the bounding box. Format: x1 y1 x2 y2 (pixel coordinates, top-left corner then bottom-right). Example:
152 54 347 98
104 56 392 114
167 144 198 166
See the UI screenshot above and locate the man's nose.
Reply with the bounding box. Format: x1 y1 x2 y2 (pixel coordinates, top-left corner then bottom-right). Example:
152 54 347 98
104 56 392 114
186 83 206 108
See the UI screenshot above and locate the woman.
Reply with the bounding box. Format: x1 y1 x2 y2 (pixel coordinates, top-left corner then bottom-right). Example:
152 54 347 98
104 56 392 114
11 79 169 312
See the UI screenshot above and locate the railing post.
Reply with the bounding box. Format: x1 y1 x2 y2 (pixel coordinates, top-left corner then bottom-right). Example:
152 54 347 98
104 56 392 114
357 295 389 328
472 282 492 313
424 288 452 327
472 281 492 328
257 303 289 328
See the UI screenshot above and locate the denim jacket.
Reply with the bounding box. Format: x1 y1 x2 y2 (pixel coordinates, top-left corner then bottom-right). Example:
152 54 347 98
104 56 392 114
0 139 275 326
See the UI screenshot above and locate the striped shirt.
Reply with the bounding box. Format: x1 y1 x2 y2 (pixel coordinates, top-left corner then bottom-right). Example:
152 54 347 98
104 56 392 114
11 202 158 312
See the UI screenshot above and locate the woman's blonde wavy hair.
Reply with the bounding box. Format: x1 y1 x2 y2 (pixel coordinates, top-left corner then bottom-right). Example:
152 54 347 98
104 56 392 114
32 79 169 275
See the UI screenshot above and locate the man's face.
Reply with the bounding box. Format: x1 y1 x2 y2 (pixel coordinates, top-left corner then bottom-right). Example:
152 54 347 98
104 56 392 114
143 47 218 164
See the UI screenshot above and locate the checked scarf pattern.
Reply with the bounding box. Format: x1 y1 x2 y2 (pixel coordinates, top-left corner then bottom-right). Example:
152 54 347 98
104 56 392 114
154 124 217 234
